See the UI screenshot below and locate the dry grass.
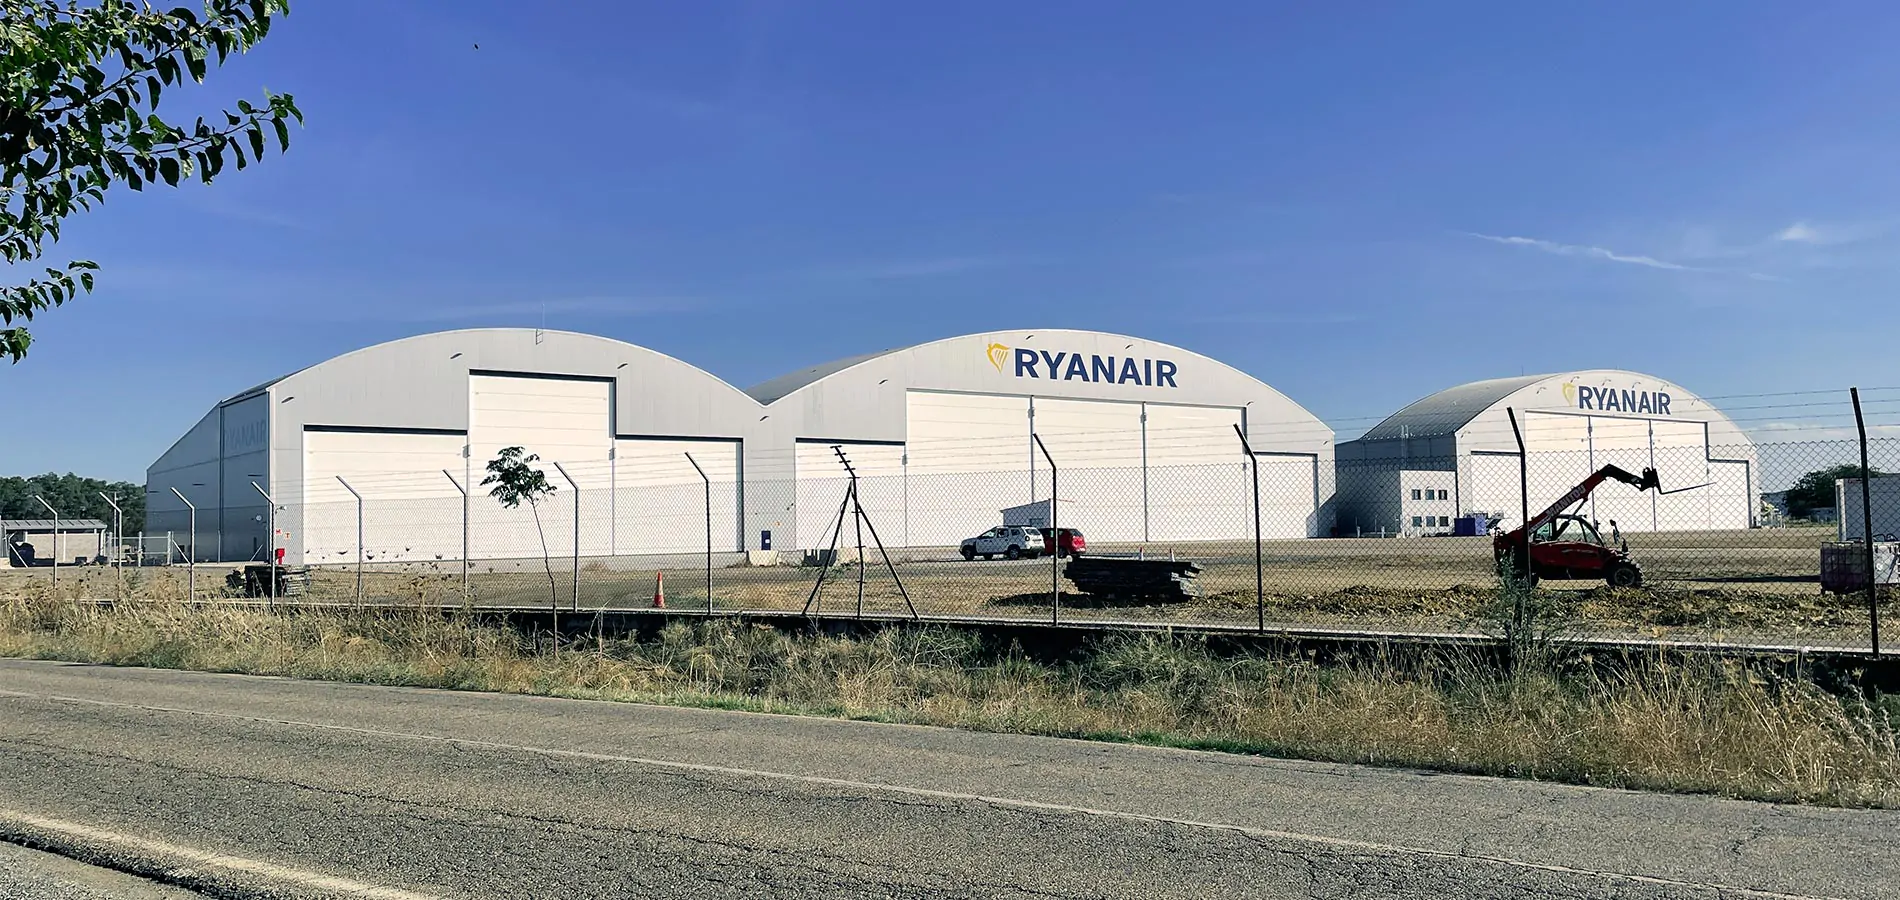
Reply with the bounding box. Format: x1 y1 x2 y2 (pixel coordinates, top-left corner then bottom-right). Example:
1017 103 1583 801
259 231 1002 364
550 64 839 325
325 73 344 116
2 595 1896 807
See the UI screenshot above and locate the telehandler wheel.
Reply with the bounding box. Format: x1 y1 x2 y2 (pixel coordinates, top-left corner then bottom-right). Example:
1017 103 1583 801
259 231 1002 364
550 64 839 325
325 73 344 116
1606 561 1643 589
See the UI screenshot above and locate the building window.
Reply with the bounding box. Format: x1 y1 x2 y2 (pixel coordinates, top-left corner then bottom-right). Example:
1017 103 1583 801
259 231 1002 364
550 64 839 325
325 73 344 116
1412 516 1423 527
1411 489 1422 500
1438 489 1450 501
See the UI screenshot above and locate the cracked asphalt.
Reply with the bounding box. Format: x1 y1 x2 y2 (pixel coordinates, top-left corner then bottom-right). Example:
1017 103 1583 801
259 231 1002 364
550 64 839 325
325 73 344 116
0 660 1893 899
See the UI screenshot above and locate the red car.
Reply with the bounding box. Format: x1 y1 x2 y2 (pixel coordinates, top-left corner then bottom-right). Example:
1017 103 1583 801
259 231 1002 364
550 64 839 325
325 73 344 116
1040 527 1085 559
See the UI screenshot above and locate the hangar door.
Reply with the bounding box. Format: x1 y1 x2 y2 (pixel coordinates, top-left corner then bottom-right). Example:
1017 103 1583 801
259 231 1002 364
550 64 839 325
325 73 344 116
1030 398 1144 543
1146 404 1252 541
301 428 466 565
795 441 905 551
468 374 612 559
614 438 741 556
904 392 1031 547
1503 413 1741 533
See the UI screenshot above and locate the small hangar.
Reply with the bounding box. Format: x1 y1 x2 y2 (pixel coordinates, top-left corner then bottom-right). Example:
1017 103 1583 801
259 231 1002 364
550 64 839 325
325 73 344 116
1334 370 1758 537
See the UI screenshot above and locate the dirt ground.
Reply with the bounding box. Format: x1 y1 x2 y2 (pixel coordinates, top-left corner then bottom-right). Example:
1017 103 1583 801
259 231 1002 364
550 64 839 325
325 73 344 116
1 524 1881 648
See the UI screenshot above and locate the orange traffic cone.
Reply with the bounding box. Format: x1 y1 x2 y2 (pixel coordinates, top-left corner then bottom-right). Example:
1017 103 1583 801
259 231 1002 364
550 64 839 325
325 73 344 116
652 571 666 608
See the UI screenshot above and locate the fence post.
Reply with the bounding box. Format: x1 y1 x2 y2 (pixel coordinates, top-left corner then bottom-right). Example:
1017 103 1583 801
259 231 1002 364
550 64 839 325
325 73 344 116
1032 434 1058 624
336 477 363 606
32 495 57 598
1507 408 1529 646
1234 425 1264 633
553 463 581 612
98 491 124 601
1853 387 1880 656
444 469 469 602
167 487 197 603
249 482 277 610
684 452 713 615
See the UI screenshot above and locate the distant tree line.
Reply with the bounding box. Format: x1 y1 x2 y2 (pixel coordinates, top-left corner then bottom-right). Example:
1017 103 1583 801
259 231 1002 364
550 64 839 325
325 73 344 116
0 474 144 533
1784 464 1882 520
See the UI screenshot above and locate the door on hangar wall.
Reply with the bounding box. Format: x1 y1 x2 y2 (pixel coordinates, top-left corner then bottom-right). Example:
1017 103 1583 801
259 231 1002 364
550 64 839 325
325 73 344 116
1651 419 1714 532
613 438 741 556
468 373 612 560
301 428 466 565
1029 398 1144 543
1144 404 1249 541
1521 412 1593 523
1583 415 1656 536
794 441 905 551
904 391 1031 547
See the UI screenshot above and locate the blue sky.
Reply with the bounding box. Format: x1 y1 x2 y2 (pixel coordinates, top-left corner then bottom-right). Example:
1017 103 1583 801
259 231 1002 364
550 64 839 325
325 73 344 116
9 1 1900 480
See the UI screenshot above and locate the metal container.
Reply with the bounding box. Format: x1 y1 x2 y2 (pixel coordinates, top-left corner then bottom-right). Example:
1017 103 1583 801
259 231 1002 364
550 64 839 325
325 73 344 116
1819 541 1900 594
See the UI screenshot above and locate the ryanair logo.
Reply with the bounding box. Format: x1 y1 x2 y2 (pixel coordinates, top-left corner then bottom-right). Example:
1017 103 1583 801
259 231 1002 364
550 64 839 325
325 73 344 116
985 341 1179 388
986 342 1009 372
1565 381 1673 415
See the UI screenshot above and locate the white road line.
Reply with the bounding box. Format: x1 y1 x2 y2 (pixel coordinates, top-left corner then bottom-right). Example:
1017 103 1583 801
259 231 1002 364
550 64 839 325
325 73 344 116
0 687 1849 900
0 808 442 900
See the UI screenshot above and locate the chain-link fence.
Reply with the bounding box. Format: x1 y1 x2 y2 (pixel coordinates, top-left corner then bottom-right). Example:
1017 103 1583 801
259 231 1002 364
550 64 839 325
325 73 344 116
7 418 1895 653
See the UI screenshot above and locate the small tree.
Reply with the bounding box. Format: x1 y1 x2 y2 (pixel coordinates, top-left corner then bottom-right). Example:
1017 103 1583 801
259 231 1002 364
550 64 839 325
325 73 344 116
481 446 559 614
1785 464 1881 520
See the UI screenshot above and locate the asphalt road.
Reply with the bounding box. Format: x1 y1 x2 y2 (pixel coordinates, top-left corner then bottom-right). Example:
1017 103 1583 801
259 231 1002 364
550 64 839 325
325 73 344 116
0 840 201 899
0 660 1893 899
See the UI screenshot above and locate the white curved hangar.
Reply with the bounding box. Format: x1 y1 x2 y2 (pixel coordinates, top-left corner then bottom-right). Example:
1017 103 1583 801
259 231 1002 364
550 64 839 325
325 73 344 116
1335 370 1758 536
744 329 1335 549
146 329 762 564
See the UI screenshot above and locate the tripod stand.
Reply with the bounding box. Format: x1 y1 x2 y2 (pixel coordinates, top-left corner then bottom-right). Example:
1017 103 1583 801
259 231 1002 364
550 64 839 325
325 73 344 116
802 445 917 619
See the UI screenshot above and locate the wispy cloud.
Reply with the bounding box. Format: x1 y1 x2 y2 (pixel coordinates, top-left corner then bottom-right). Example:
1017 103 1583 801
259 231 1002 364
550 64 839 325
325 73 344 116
1468 233 1696 271
1771 219 1891 247
1468 232 1785 282
378 296 702 323
1775 222 1822 244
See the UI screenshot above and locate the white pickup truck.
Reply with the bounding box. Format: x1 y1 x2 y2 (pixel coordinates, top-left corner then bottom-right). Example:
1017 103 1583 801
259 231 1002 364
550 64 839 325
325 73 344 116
960 526 1042 561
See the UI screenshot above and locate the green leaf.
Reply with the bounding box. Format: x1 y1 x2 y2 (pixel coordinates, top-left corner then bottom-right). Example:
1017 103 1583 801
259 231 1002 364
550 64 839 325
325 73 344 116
272 118 290 152
158 157 179 186
247 127 265 160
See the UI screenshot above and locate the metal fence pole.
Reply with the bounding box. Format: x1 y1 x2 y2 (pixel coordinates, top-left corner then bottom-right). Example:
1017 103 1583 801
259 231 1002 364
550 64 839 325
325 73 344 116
336 477 363 606
1032 434 1058 624
1234 425 1264 633
444 469 468 600
98 491 123 600
1853 387 1880 656
168 487 197 602
32 495 57 597
553 463 580 612
1507 408 1529 642
249 482 277 610
684 452 713 615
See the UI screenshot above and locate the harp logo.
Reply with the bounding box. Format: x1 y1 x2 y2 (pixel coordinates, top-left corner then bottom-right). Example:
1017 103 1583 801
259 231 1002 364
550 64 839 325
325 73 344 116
986 343 1009 372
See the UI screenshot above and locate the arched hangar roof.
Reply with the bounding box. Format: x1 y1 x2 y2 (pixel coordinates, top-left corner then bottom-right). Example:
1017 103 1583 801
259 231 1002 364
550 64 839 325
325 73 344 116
745 329 1332 452
1356 369 1753 453
255 328 760 441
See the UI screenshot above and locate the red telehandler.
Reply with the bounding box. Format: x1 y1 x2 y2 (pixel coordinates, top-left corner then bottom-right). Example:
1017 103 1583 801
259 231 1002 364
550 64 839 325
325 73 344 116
1492 465 1663 588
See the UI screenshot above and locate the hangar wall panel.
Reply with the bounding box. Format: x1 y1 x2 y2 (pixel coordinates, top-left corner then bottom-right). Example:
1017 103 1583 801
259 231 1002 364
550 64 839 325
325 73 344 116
1586 417 1656 536
468 375 612 559
1032 398 1144 542
1651 420 1712 533
1145 404 1249 541
905 392 1030 547
795 442 905 550
613 438 741 554
301 430 466 564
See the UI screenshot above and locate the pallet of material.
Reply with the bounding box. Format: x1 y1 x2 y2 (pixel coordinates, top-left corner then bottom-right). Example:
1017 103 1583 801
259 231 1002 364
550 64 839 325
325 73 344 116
1064 557 1202 601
